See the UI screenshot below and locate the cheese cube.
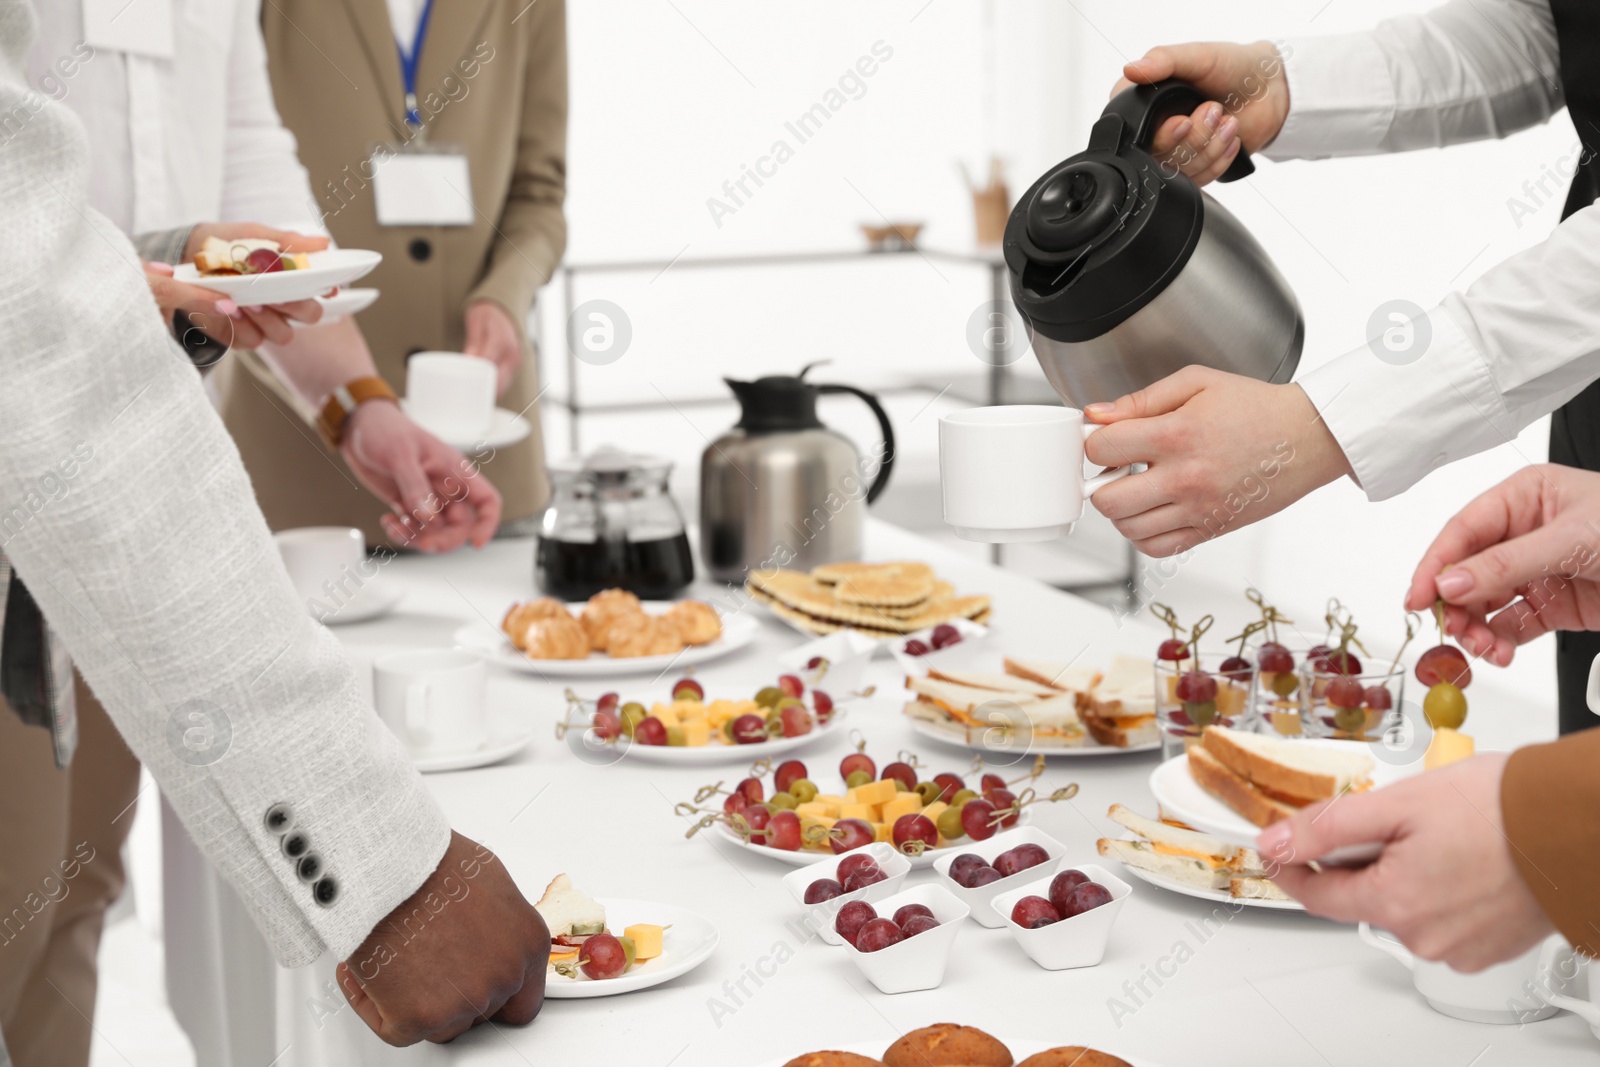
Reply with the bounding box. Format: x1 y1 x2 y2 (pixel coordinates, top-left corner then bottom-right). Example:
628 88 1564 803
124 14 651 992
650 703 678 728
881 793 923 826
624 923 664 961
673 699 708 721
922 800 950 827
798 813 836 844
681 719 710 747
796 801 838 820
1425 728 1475 770
838 803 874 821
851 779 899 807
813 794 848 808
873 822 891 843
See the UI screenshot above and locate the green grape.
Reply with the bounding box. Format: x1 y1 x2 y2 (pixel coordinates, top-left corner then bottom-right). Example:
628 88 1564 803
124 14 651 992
665 726 686 747
1185 700 1217 727
949 789 978 808
754 686 784 708
789 779 819 804
1423 682 1468 729
935 807 966 841
620 703 647 737
1333 704 1367 734
844 770 872 790
767 792 798 811
1270 673 1299 698
617 935 637 970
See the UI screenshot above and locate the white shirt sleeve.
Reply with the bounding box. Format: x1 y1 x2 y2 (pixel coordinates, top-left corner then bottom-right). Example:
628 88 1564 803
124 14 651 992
1259 0 1597 500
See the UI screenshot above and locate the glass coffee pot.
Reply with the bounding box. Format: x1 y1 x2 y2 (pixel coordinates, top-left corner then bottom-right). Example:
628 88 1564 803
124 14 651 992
536 447 695 600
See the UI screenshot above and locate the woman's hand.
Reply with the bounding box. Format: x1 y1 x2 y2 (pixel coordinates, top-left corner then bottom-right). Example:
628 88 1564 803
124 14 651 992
463 300 524 397
1110 40 1291 186
143 261 322 349
1405 464 1600 666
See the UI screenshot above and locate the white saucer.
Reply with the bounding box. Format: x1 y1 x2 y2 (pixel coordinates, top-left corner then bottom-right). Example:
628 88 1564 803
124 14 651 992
295 287 379 326
174 248 381 305
412 727 535 773
316 584 403 626
544 897 718 998
400 403 532 450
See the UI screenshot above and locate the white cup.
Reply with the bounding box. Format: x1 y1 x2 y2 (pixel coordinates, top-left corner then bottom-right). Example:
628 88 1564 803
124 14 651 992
1585 653 1600 714
1358 923 1563 1024
405 352 495 440
1535 940 1600 1039
275 527 366 615
937 405 1130 543
372 649 488 759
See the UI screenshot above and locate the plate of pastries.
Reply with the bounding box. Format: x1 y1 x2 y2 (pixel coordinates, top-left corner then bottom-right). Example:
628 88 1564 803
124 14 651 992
746 561 991 639
761 1022 1157 1067
452 589 758 676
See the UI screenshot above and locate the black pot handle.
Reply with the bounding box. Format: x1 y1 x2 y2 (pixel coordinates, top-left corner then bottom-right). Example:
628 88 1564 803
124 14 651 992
815 384 895 505
1100 78 1254 182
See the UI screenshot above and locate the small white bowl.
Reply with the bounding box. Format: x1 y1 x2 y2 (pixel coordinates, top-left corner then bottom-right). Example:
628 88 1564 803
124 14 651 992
930 825 1067 928
990 861 1132 970
839 882 969 994
781 842 912 947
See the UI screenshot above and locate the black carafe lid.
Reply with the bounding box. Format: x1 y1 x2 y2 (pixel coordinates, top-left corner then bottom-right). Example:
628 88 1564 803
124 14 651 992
725 368 825 433
1004 79 1255 344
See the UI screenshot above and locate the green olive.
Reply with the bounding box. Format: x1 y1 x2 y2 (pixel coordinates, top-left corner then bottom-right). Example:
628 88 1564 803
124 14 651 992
1423 682 1468 730
767 792 798 811
949 789 978 808
915 781 943 806
789 779 819 804
935 807 966 841
754 686 785 708
844 769 872 790
620 703 647 737
1269 673 1300 698
665 726 686 747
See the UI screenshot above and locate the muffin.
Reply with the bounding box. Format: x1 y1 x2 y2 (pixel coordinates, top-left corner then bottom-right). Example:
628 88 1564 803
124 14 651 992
781 1054 884 1067
1017 1049 1132 1067
883 1023 1012 1067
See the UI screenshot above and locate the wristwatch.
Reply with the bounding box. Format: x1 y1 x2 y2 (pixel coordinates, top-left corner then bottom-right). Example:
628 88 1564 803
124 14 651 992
317 376 398 450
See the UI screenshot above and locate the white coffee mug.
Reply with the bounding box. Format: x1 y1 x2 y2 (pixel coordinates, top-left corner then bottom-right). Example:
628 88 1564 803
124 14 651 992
1535 939 1600 1039
275 527 366 616
1586 652 1600 714
372 649 489 759
1358 923 1562 1024
405 352 496 440
938 405 1130 543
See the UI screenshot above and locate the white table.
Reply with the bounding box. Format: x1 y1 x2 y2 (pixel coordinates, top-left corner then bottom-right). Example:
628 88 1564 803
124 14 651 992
255 521 1596 1066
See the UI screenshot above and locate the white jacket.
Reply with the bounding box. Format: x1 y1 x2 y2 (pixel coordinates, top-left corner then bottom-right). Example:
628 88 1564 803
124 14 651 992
0 1 450 968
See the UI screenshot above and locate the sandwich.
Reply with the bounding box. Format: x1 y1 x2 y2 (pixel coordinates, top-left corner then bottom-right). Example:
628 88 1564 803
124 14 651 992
1082 654 1159 749
1190 726 1375 828
1095 803 1289 900
192 235 310 276
926 666 1064 698
535 873 607 967
902 674 1084 745
1002 657 1103 697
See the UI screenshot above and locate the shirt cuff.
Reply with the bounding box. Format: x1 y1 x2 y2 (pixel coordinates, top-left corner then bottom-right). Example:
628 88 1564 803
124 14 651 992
1265 32 1396 159
1296 304 1508 500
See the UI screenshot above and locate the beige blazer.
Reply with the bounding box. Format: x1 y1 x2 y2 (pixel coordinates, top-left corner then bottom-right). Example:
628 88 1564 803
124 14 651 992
220 0 568 541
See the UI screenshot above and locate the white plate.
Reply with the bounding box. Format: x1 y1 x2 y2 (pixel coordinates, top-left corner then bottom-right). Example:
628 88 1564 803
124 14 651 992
710 809 1032 870
174 248 382 304
400 402 532 450
316 584 403 626
296 287 379 326
413 726 536 774
608 708 848 765
544 897 717 998
907 714 1160 758
1108 835 1306 912
454 604 758 677
750 1038 1164 1067
1149 738 1414 864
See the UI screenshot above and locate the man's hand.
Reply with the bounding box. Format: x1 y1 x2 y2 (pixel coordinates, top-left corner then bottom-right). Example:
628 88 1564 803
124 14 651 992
143 261 324 348
1082 367 1352 556
463 300 523 397
340 401 502 552
1257 755 1553 973
1405 464 1600 667
338 832 549 1045
1111 40 1290 186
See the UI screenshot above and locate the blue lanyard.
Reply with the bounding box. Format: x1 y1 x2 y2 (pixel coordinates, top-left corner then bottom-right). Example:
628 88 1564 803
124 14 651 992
396 0 436 128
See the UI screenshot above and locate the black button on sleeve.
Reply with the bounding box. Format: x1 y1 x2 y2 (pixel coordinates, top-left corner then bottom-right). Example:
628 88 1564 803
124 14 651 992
408 238 432 262
313 877 339 906
281 831 309 859
263 804 294 835
297 853 323 883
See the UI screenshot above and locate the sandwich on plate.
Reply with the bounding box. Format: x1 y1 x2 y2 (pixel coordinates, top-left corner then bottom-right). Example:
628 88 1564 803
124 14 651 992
535 873 607 969
1082 653 1161 749
902 671 1086 747
193 235 310 276
1096 803 1289 901
1189 725 1374 827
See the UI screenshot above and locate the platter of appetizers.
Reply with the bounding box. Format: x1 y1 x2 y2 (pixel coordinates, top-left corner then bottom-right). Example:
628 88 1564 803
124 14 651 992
558 673 849 764
1095 804 1303 912
534 875 718 999
753 1021 1161 1067
174 238 381 304
680 750 1075 870
453 590 757 676
902 654 1161 756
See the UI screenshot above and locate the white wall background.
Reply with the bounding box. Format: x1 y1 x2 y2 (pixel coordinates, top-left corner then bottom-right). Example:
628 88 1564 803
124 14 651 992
538 0 1576 703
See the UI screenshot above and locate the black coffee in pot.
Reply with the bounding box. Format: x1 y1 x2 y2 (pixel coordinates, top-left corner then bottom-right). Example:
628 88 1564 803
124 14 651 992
535 532 695 601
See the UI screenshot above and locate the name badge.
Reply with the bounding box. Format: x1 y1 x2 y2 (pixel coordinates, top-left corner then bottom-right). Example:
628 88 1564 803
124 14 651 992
83 0 175 59
371 151 475 227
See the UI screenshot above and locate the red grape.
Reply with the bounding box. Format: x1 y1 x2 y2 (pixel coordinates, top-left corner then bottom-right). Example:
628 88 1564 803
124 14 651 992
671 678 704 701
723 792 748 817
1061 881 1113 917
731 714 767 744
881 761 917 791
1049 869 1090 914
596 692 619 715
778 674 804 699
1363 685 1394 711
735 777 764 803
831 818 876 855
899 914 940 937
580 932 629 980
1011 843 1050 870
893 903 934 926
1306 644 1331 661
244 247 284 274
930 623 962 650
1010 896 1061 929
891 814 938 854
948 853 986 883
854 917 905 953
767 810 802 851
742 804 771 839
932 772 966 803
805 655 825 669
842 865 887 893
1175 670 1218 702
804 878 843 904
903 639 930 657
1322 650 1362 676
774 760 808 794
1218 655 1253 683
1257 643 1294 673
980 773 1006 794
1157 638 1189 662
1325 676 1365 710
840 753 877 780
834 900 876 944
812 690 835 721
1416 645 1472 688
836 854 879 882
984 788 1020 828
959 799 998 841
779 704 813 738
592 709 621 740
966 866 1003 888
633 717 668 746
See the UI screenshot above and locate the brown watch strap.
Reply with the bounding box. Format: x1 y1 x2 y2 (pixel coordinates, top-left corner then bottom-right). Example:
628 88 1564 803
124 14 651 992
317 376 398 450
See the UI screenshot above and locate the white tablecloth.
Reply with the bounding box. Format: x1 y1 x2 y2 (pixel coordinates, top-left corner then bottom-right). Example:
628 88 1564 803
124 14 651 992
168 520 1599 1066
